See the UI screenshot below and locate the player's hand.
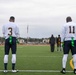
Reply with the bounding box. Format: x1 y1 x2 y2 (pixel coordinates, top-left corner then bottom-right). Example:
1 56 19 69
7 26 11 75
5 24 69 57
16 39 19 44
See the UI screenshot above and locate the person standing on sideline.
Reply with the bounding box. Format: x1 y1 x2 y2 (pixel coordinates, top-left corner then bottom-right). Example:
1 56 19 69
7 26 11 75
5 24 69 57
61 16 76 74
2 16 19 73
49 34 55 52
57 35 61 51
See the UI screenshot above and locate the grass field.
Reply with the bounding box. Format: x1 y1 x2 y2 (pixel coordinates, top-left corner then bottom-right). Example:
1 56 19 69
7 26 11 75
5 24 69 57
0 45 75 75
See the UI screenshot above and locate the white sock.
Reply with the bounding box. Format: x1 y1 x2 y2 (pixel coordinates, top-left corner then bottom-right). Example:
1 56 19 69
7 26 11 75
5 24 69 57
62 54 68 68
12 54 16 63
4 55 8 63
73 54 76 69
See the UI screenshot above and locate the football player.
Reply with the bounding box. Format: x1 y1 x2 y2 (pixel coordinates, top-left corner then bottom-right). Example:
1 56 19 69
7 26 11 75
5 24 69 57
2 16 19 73
61 16 76 74
57 35 61 51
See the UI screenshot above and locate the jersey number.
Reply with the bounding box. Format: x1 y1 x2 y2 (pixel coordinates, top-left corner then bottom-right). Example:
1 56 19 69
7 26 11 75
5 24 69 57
8 27 12 35
69 26 75 34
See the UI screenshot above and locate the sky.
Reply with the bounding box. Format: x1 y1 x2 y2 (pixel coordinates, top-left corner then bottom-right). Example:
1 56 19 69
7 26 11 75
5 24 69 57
0 0 76 38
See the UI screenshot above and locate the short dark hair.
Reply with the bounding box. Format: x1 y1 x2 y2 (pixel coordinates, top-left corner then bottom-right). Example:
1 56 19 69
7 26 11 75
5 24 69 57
66 16 72 22
10 16 15 20
58 35 60 37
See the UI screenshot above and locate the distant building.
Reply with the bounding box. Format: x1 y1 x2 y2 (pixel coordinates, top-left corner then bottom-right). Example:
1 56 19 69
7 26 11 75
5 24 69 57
42 38 49 43
18 39 25 44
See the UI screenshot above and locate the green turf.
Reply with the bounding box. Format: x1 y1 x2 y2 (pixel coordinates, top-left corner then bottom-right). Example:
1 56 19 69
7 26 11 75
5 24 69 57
0 45 74 75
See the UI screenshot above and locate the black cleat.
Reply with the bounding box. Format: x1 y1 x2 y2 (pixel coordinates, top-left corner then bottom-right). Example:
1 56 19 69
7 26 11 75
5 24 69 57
74 69 76 74
61 69 66 74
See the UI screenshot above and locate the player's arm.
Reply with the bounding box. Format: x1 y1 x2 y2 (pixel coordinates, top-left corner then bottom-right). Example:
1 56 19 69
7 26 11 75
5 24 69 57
15 26 20 43
61 25 66 47
61 25 65 42
2 25 5 38
15 26 20 38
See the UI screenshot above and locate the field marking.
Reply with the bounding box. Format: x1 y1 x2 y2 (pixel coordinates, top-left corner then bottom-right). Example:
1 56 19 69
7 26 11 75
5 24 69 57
18 70 73 73
17 56 62 58
0 56 62 58
0 70 73 73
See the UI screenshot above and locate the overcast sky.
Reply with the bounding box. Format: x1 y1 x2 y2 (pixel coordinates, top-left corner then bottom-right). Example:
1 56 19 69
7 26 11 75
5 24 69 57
0 0 76 38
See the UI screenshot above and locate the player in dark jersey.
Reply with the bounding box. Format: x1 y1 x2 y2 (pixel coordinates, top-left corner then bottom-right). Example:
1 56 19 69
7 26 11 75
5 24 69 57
49 34 55 52
57 35 61 51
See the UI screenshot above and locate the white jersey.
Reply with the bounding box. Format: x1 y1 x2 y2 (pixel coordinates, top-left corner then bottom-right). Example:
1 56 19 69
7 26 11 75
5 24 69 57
61 22 76 42
2 22 19 39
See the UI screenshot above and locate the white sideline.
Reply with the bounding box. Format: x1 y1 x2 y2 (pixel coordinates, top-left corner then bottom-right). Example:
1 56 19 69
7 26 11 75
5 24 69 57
0 70 73 72
17 56 62 58
0 55 62 58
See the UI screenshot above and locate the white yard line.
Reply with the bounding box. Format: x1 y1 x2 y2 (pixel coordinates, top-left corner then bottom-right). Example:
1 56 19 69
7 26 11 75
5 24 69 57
17 56 62 58
0 56 62 58
0 70 73 72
